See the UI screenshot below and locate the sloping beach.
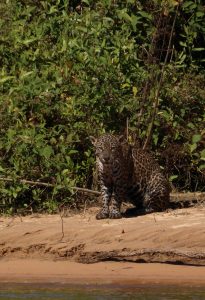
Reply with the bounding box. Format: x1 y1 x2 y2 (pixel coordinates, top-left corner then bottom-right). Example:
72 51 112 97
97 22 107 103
0 206 205 286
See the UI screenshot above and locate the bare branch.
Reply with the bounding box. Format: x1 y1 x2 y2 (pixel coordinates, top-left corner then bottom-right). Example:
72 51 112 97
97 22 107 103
0 176 204 204
0 176 101 196
143 5 179 150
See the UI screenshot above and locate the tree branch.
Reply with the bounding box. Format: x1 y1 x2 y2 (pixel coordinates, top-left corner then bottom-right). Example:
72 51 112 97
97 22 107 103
143 5 179 150
0 177 101 196
0 176 204 203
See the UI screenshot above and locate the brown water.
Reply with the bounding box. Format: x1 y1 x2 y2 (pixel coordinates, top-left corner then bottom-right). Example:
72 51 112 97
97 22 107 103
0 284 205 300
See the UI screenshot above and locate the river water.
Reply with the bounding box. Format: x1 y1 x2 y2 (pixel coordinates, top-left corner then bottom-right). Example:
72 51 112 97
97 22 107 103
0 285 205 300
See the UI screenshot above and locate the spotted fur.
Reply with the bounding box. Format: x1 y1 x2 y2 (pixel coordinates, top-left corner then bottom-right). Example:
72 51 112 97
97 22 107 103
91 134 170 219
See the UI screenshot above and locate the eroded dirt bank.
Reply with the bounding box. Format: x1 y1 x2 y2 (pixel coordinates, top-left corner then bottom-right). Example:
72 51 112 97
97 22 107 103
0 207 205 266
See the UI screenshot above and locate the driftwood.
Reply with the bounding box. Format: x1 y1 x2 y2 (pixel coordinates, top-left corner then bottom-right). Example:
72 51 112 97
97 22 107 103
0 176 204 203
170 192 205 203
77 248 205 266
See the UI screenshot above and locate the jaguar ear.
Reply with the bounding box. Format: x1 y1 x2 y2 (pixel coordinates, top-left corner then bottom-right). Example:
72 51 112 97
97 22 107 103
90 136 97 145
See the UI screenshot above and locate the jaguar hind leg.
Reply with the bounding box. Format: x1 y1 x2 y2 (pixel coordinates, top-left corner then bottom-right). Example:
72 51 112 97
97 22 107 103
143 193 156 212
143 192 168 213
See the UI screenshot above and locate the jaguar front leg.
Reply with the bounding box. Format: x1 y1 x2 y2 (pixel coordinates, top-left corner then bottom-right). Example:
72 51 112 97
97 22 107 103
109 187 123 219
96 185 112 220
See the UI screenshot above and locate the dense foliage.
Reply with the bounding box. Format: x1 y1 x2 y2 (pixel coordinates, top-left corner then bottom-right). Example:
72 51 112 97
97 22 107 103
0 0 204 213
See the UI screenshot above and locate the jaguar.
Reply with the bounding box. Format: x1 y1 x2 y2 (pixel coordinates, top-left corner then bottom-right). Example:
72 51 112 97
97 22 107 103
91 133 170 219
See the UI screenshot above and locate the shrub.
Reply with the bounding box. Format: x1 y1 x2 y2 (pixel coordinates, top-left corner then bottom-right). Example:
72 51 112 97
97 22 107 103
0 0 204 213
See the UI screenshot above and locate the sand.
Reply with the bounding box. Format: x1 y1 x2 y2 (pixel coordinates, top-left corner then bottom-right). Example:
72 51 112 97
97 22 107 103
0 206 205 286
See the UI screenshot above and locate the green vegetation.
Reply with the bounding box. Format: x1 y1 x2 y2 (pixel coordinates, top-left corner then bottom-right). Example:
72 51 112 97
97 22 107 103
0 0 204 214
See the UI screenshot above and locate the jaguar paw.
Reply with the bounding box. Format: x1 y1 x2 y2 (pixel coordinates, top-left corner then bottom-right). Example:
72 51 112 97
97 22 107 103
109 210 122 219
96 209 109 220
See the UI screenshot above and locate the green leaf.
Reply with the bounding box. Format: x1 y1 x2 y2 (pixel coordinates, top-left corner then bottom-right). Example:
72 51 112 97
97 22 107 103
62 169 69 175
0 165 4 172
20 71 33 79
192 134 201 144
182 1 195 8
118 10 132 23
121 83 130 89
48 6 58 14
196 11 204 18
169 175 178 182
132 86 138 97
131 15 141 30
22 38 37 45
0 76 15 83
192 48 205 52
178 53 186 63
7 129 16 141
190 143 197 153
200 149 205 160
68 150 78 155
138 11 152 20
40 146 54 159
187 123 195 129
82 0 90 5
179 41 187 47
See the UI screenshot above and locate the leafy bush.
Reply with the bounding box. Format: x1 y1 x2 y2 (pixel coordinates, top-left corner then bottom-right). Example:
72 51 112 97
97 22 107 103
0 0 204 213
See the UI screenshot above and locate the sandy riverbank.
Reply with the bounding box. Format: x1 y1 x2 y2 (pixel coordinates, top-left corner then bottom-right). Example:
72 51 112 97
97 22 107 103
0 206 205 286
